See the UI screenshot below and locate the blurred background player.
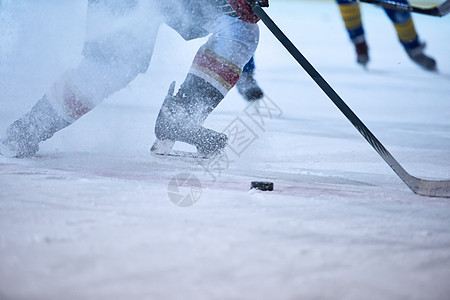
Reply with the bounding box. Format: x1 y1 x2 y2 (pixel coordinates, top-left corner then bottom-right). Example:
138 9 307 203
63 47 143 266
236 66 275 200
336 0 437 71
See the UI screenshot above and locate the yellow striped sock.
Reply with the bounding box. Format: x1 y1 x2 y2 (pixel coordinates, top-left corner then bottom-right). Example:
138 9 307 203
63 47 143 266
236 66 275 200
394 18 418 43
338 3 362 30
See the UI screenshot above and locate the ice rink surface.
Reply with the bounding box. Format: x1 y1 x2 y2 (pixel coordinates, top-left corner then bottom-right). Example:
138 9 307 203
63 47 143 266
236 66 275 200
1 1 449 299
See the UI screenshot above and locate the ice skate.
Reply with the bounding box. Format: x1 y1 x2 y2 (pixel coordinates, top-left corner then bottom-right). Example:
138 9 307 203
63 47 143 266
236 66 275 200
151 131 227 159
0 118 40 158
406 43 437 71
236 71 264 102
0 96 69 158
355 41 369 67
153 79 228 159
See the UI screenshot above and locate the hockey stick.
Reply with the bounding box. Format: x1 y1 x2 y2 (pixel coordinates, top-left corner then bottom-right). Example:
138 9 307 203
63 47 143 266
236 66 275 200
253 5 450 198
359 0 450 17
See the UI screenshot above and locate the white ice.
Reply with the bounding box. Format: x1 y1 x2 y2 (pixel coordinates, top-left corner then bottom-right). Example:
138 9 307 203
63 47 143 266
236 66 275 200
1 1 450 299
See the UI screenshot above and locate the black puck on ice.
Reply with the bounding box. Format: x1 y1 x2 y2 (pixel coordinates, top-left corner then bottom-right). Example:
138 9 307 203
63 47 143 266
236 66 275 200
251 181 274 191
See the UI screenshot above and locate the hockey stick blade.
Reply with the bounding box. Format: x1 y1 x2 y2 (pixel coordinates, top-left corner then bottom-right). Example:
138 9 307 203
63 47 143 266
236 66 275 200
359 0 450 17
253 6 450 198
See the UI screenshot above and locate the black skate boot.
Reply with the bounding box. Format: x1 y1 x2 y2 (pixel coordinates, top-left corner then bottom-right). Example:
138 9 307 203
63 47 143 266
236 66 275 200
355 40 369 67
0 96 70 158
152 75 228 158
236 70 264 101
406 43 437 71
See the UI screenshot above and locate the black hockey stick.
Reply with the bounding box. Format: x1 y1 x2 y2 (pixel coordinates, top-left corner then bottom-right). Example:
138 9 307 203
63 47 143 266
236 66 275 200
253 5 450 198
360 0 450 17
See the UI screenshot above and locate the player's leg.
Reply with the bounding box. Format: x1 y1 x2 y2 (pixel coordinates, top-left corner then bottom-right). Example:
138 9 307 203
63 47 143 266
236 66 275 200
1 1 160 157
336 0 369 66
384 4 437 70
153 14 259 157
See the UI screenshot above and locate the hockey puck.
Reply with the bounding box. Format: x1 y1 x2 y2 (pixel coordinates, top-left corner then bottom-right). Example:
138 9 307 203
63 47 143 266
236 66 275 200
251 181 274 191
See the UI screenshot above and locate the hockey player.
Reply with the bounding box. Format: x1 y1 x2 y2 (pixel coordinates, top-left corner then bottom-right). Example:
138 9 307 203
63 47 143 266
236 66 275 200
336 0 437 71
0 0 269 158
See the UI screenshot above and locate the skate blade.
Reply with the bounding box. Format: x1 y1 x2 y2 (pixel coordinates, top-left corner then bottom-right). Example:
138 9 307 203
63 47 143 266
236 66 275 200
151 149 200 159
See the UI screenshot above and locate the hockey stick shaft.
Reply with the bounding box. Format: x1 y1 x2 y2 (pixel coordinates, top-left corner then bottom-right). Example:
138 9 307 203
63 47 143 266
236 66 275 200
359 0 450 17
253 6 450 197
